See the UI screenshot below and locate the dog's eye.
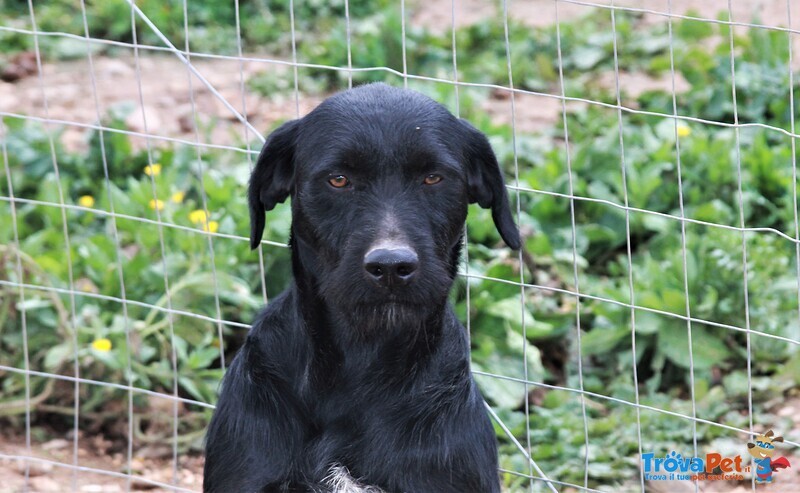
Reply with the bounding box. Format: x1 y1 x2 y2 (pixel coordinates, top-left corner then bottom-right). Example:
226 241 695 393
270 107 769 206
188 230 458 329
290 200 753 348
328 175 350 188
423 174 442 185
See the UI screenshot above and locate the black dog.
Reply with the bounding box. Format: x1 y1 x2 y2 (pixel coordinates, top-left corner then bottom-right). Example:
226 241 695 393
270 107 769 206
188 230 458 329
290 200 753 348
204 83 520 493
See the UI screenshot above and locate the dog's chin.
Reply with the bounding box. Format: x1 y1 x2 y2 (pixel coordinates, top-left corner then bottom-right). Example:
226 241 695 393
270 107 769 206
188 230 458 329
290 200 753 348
319 267 452 336
341 300 431 335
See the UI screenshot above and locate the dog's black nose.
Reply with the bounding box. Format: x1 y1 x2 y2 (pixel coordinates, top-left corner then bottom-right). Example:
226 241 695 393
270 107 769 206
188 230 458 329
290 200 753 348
364 248 419 286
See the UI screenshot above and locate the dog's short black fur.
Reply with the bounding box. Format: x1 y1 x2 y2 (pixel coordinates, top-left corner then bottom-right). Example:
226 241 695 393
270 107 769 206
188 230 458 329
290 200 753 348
204 83 520 493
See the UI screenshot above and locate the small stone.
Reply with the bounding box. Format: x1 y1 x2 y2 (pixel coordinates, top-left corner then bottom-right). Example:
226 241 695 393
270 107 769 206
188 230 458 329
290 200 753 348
81 484 121 492
100 59 134 78
26 460 54 477
41 438 70 451
30 476 61 492
125 105 163 134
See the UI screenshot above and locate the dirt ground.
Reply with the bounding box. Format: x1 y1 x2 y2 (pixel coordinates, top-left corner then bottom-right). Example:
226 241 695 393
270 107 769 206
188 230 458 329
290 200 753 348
3 0 797 157
1 0 800 492
415 0 800 32
3 0 799 156
0 430 203 492
0 54 324 154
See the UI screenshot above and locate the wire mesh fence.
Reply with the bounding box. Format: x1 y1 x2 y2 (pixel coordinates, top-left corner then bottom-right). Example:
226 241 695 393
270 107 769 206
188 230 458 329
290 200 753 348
1 0 799 492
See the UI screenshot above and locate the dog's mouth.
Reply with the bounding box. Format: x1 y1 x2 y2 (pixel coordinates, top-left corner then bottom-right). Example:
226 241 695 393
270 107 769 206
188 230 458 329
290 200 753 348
383 293 418 303
337 298 429 333
354 294 428 311
356 296 420 308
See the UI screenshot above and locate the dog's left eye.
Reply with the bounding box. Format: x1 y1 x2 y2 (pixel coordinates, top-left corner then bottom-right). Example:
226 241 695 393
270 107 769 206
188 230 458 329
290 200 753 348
328 175 350 188
423 174 442 185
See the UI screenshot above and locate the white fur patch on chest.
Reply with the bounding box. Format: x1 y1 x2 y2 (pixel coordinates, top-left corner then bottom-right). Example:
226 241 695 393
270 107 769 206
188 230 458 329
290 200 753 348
322 464 386 493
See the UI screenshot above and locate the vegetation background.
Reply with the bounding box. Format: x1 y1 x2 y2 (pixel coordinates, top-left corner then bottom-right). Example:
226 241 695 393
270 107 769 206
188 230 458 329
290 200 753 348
0 0 799 491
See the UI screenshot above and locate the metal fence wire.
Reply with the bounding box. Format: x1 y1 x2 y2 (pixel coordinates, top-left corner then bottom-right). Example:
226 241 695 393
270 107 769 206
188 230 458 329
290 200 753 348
1 0 799 492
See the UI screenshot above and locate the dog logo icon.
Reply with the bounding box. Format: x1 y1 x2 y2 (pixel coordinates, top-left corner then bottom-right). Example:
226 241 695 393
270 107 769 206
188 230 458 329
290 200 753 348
747 430 791 483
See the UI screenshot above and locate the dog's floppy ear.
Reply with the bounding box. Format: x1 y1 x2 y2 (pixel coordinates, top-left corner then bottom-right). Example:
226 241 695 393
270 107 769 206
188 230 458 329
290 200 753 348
458 119 520 250
249 119 300 250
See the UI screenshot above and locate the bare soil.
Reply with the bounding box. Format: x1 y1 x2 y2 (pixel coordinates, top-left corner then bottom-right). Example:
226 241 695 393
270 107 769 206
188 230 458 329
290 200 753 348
0 430 203 493
2 0 798 153
414 0 800 32
0 54 323 154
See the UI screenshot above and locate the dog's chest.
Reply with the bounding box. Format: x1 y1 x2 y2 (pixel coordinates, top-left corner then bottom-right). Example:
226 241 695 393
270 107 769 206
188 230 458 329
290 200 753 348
317 464 386 493
305 362 402 435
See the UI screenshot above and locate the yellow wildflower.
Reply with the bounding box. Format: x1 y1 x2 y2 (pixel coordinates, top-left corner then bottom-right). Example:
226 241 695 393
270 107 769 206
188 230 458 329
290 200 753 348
171 191 185 203
148 199 165 211
189 209 208 224
144 163 162 176
202 220 219 233
78 195 95 208
676 125 691 138
91 338 112 352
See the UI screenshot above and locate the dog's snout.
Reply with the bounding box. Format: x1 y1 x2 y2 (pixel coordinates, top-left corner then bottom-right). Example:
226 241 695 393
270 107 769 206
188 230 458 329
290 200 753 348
364 248 419 287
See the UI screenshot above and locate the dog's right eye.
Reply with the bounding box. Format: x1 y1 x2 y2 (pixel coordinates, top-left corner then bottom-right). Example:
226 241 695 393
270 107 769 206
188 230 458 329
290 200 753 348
328 175 350 188
423 174 443 185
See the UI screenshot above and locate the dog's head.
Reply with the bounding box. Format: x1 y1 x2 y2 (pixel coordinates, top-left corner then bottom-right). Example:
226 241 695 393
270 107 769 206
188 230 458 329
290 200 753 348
748 430 783 459
249 84 519 331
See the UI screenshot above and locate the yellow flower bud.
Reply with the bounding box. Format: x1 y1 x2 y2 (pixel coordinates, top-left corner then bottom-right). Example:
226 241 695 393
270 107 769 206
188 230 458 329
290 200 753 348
189 209 208 224
78 195 95 208
171 191 185 203
677 125 691 138
148 199 165 211
202 220 219 233
91 338 112 352
144 163 162 176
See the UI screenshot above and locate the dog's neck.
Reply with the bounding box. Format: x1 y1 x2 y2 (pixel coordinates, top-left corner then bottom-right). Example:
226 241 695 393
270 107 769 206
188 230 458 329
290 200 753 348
289 231 323 303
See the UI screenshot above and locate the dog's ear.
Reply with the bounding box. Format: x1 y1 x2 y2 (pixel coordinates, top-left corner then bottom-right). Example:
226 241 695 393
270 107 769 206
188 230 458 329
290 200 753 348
458 119 520 250
249 119 300 250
